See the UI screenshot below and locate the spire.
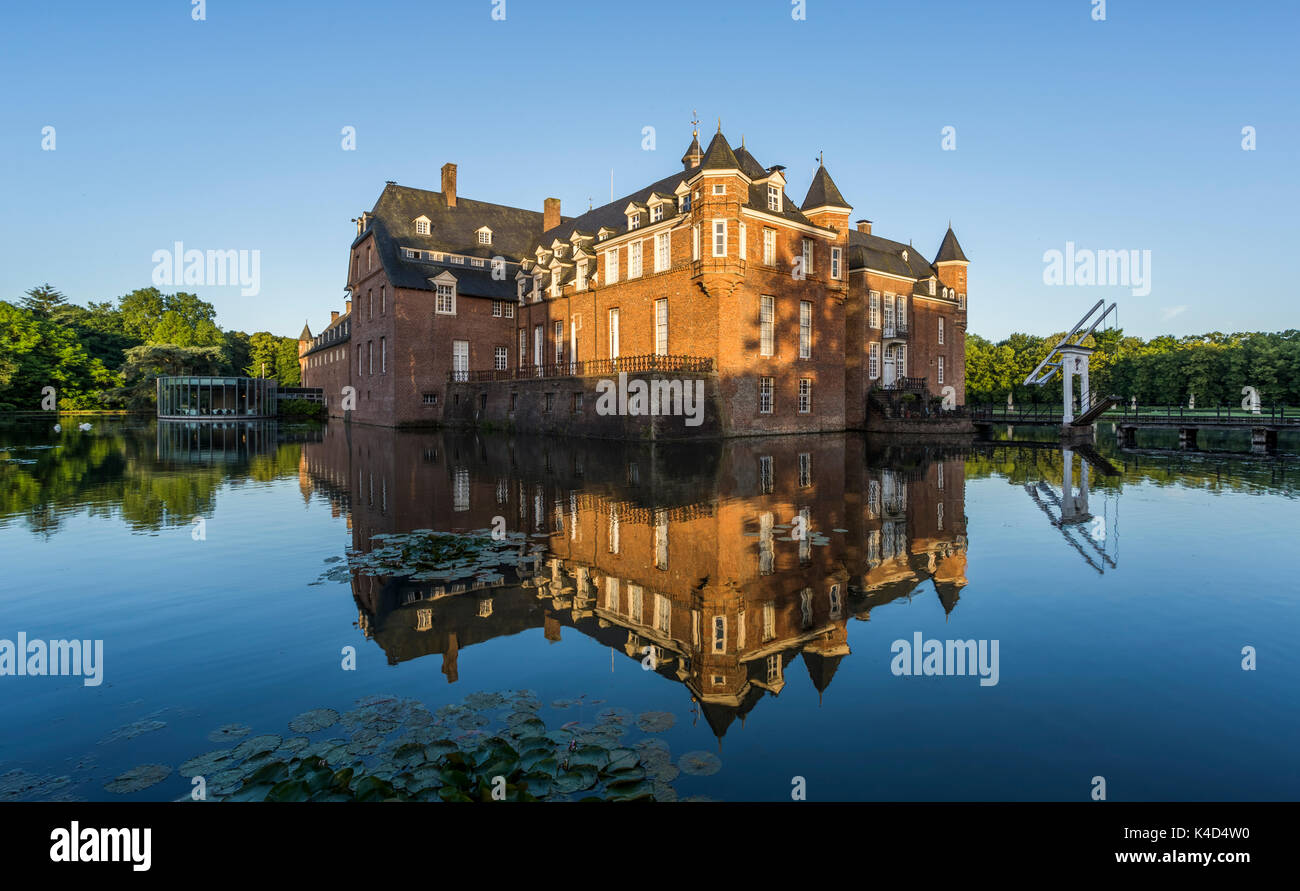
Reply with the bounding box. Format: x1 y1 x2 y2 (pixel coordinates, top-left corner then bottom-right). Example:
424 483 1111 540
681 110 703 170
800 161 851 211
298 321 312 341
700 130 740 170
934 225 969 263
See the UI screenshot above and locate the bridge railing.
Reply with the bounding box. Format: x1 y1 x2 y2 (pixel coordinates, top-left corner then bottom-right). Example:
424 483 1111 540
1111 404 1300 425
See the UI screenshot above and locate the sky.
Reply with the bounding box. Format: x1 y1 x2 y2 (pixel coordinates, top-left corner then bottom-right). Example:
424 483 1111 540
2 0 1296 342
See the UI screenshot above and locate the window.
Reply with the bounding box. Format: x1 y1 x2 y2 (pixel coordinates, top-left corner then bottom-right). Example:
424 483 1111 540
739 222 747 260
629 212 641 230
692 225 700 260
799 301 811 359
938 356 945 384
533 325 543 367
930 279 937 296
798 452 811 487
554 321 564 363
606 576 620 610
869 342 880 379
655 299 668 356
519 328 526 365
357 344 362 376
759 295 774 357
802 238 813 274
628 241 642 278
762 228 776 265
504 302 514 318
712 220 727 257
492 300 502 317
478 228 491 245
368 289 373 319
712 616 726 653
831 246 841 279
680 193 691 212
759 512 774 571
451 340 467 381
551 271 560 298
798 378 811 413
654 232 670 272
494 346 507 370
576 260 587 291
608 308 620 358
650 203 663 223
380 286 386 315
422 392 438 405
712 183 725 195
938 317 945 345
381 337 387 373
759 376 773 413
509 392 517 412
767 184 780 211
869 291 880 328
762 599 776 639
436 283 455 314
415 218 429 235
654 509 668 571
571 391 583 414
958 293 966 309
544 392 554 413
604 248 619 284
367 340 373 375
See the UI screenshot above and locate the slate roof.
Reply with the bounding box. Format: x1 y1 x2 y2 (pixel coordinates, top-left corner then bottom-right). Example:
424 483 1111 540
934 226 969 263
700 130 741 170
299 322 312 341
847 229 940 280
352 183 555 297
733 143 768 179
800 163 851 211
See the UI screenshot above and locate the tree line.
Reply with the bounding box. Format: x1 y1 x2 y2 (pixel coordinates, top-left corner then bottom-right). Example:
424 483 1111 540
966 329 1300 408
0 284 303 411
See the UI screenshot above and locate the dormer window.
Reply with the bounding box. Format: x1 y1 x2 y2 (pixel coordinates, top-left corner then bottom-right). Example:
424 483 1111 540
930 279 936 296
767 185 780 212
902 249 909 262
680 194 691 212
414 216 431 235
629 213 641 230
650 204 663 223
477 226 492 245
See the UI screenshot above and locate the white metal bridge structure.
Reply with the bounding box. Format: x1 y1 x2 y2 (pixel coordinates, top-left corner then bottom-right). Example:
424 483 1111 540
1022 299 1122 430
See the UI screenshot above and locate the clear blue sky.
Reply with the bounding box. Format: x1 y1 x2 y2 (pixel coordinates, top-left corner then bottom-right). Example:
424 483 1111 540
2 0 1295 342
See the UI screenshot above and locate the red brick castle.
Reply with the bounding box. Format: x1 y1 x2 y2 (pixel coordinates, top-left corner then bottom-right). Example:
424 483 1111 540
299 125 968 436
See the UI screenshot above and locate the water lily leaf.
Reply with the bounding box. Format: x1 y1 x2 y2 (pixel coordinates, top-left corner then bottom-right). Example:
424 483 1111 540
227 783 274 802
509 718 548 740
104 764 172 794
423 739 459 761
391 742 427 768
207 723 252 743
288 708 339 734
178 749 234 777
678 751 722 777
519 772 555 796
246 760 290 786
605 748 639 773
607 777 655 801
208 767 246 795
232 735 282 761
553 765 599 794
353 776 395 802
568 745 609 770
464 691 506 711
438 785 473 802
267 780 311 802
99 719 167 744
277 737 310 756
636 711 675 733
653 782 678 802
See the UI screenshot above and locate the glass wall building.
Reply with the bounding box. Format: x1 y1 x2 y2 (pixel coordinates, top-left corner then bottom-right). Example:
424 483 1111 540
156 376 278 419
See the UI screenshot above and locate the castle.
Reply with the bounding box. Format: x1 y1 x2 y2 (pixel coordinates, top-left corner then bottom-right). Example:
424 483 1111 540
299 126 969 436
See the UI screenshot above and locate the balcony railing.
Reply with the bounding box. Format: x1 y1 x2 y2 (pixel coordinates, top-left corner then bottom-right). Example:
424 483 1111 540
882 322 909 340
449 354 715 383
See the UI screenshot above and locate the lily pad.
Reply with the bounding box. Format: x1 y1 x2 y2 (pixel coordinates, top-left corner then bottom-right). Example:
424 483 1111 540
635 711 675 733
207 723 252 743
178 749 234 777
678 751 722 777
288 708 339 733
99 719 167 744
104 764 172 794
232 735 282 761
553 765 599 794
464 691 505 711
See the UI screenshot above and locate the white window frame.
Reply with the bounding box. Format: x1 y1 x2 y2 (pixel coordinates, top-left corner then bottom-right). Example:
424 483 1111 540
415 217 430 235
802 238 813 274
604 248 619 284
555 320 564 363
654 232 670 272
799 300 811 359
692 225 700 261
492 300 502 317
938 316 945 345
767 184 780 212
576 260 588 291
759 376 773 414
762 228 776 265
451 340 468 381
869 291 880 328
608 308 620 359
650 203 664 223
759 295 774 357
519 328 527 365
739 222 747 260
869 342 880 379
798 378 811 413
654 298 668 356
436 282 456 315
628 240 642 279
938 355 945 384
712 219 727 257
494 346 508 370
712 183 725 195
831 246 841 279
477 227 492 245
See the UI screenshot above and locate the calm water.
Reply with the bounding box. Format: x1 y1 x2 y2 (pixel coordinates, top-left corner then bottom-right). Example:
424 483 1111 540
1 417 1297 801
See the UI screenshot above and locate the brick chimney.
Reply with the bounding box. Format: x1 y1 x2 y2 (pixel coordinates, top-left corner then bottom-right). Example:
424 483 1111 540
856 219 872 234
544 197 561 231
441 162 457 208
330 311 340 324
345 299 352 315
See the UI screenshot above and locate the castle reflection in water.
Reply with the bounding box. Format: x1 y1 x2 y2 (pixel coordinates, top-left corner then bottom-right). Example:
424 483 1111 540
299 427 969 738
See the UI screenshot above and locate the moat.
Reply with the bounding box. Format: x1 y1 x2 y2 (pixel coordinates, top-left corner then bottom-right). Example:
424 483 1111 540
1 417 1297 801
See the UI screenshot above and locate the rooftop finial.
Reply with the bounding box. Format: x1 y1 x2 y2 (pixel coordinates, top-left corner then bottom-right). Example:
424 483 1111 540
818 150 824 167
717 117 722 133
691 109 699 138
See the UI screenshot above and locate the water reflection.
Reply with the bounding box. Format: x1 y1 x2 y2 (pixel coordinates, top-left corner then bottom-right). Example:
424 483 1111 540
302 428 970 737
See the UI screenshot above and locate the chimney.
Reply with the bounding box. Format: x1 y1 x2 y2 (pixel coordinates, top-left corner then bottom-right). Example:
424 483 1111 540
345 299 352 315
441 162 457 208
544 197 561 231
330 311 340 324
856 219 872 234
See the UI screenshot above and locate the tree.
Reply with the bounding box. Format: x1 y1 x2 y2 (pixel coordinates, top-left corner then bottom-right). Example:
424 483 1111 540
20 283 68 317
115 344 226 410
